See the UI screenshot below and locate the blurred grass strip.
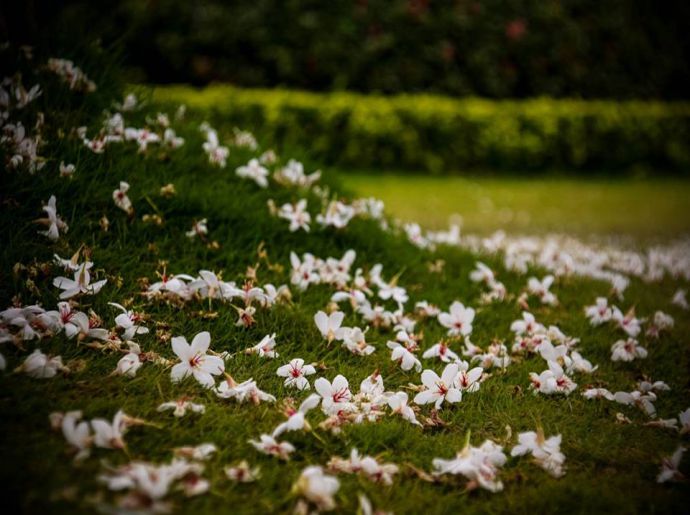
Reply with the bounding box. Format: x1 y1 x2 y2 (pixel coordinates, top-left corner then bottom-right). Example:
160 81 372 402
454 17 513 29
151 85 690 174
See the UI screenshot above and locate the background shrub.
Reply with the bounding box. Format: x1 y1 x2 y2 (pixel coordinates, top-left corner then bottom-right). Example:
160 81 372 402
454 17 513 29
153 85 690 173
5 0 690 99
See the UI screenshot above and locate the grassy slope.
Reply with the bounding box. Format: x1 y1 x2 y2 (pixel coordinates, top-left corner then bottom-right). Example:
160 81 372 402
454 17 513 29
1 83 689 514
341 174 690 241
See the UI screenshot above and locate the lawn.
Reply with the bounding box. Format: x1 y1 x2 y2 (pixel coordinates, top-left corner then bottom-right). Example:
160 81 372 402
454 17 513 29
1 54 689 515
341 174 690 242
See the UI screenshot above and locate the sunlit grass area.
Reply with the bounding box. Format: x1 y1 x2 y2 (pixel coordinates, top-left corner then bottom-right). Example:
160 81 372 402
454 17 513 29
341 174 690 241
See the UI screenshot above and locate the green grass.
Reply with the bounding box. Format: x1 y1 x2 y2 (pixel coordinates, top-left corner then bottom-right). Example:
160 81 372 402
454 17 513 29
1 61 689 514
341 174 690 241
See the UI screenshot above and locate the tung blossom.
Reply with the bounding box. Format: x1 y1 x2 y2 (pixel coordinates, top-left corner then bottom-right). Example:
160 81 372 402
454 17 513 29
17 349 68 378
278 199 311 232
437 301 475 337
236 159 269 188
158 399 206 418
109 302 148 340
585 297 613 325
315 375 352 414
276 358 316 390
249 434 295 460
657 447 685 483
414 363 462 409
387 391 421 426
387 340 422 372
272 394 321 438
113 181 134 215
53 262 107 299
170 331 224 388
314 310 346 343
36 195 68 241
511 430 566 478
611 338 647 362
293 466 340 512
246 333 279 358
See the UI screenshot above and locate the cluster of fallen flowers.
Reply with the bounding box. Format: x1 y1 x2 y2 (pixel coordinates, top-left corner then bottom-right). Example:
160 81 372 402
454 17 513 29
401 223 690 300
2 53 689 515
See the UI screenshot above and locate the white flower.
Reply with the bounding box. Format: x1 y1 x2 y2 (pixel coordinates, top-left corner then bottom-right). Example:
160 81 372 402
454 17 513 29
585 297 612 325
316 200 356 229
386 340 421 372
339 327 375 356
387 392 421 426
657 447 685 483
414 363 462 409
646 310 674 338
510 311 543 336
612 307 642 337
57 410 92 461
236 158 269 188
422 341 459 363
437 301 475 337
216 376 276 404
582 388 614 400
274 159 321 187
125 127 160 152
113 181 134 214
36 195 68 241
611 338 647 362
672 289 688 310
527 275 558 305
511 430 566 478
17 349 67 378
114 342 143 377
174 443 217 461
53 262 107 299
272 394 321 438
201 127 229 167
225 461 260 483
470 262 495 284
91 409 127 449
529 361 577 395
432 439 507 492
163 128 184 148
314 310 346 343
59 161 75 178
289 252 321 291
109 302 148 340
188 270 231 299
415 301 441 318
568 351 597 374
456 364 483 393
232 128 258 150
249 434 295 460
186 218 208 239
158 399 206 418
276 358 316 390
613 390 657 417
246 333 279 358
637 380 670 393
170 331 224 388
278 199 311 232
293 466 340 512
314 375 352 414
679 408 690 435
328 449 399 485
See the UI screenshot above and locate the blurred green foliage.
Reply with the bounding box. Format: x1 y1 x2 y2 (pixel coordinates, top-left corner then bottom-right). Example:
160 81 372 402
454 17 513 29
4 0 690 99
154 85 690 173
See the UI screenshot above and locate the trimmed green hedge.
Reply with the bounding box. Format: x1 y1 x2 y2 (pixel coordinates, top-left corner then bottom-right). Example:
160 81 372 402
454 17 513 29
152 85 690 173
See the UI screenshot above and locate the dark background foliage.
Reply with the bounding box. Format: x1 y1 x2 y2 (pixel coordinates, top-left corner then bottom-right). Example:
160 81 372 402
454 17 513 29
3 0 690 99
